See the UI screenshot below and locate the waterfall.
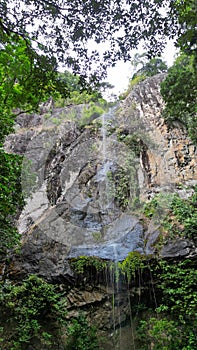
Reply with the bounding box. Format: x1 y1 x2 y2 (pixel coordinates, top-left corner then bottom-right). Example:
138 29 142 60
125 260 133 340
100 106 118 212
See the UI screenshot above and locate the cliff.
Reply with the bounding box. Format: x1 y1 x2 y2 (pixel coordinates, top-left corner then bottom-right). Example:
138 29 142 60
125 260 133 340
2 74 197 349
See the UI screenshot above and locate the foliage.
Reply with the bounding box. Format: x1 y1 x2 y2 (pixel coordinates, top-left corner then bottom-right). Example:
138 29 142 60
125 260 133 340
156 259 197 320
65 91 102 106
0 36 60 256
143 188 197 240
55 71 104 107
137 258 197 349
119 74 146 100
117 1 197 139
0 35 62 130
70 256 108 274
79 100 108 127
0 275 101 350
143 193 173 220
0 275 67 349
0 36 106 256
109 166 131 209
119 54 167 100
137 317 181 350
119 252 146 282
139 191 197 349
66 314 100 350
175 0 197 56
131 53 168 79
168 189 197 239
107 151 140 210
0 0 195 80
117 132 144 157
156 259 197 349
0 150 24 256
160 54 197 143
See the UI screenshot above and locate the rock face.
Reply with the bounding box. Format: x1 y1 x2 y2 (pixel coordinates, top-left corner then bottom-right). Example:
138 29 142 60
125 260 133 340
4 73 197 282
3 74 197 348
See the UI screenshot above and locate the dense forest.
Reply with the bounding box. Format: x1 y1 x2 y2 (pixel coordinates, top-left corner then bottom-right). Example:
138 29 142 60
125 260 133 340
0 1 196 349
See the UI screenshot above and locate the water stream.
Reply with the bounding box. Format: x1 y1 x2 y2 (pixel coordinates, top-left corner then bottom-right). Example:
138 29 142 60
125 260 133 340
101 110 137 350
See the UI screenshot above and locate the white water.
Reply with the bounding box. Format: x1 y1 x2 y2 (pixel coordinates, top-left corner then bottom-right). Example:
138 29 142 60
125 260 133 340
100 107 117 211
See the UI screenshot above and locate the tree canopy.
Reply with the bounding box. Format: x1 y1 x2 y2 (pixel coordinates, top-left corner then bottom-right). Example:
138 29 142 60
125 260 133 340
0 0 196 80
131 53 168 79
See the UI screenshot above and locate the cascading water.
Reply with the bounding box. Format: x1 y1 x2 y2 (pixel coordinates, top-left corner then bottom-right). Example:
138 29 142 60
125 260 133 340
100 107 116 212
100 108 137 350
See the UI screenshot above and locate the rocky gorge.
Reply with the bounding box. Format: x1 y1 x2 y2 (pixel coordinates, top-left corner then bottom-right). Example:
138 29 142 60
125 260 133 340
2 73 197 349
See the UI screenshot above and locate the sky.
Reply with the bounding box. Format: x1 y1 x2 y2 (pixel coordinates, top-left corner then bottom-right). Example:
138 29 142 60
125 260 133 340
104 40 177 100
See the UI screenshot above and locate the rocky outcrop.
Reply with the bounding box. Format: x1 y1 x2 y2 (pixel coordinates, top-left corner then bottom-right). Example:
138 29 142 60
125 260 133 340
119 73 196 199
3 74 197 282
2 74 197 349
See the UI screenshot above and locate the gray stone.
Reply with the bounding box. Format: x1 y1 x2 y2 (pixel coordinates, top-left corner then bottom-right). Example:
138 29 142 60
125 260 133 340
3 73 197 281
160 240 193 258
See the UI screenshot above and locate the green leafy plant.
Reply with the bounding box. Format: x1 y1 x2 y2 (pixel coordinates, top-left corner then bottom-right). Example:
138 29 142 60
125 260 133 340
143 188 197 241
107 154 140 210
66 313 100 350
70 256 108 275
0 150 24 256
136 257 197 350
119 251 146 282
79 100 108 128
161 54 197 143
156 259 197 319
0 275 67 349
137 316 181 350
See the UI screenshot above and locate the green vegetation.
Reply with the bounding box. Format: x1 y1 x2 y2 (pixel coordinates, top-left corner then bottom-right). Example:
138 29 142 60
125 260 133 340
119 74 146 100
137 259 197 349
159 2 197 144
119 251 146 282
55 71 105 107
137 317 182 350
119 55 167 100
157 259 197 319
0 151 23 257
0 36 106 255
0 275 100 350
107 151 140 210
107 167 131 209
79 100 108 128
117 131 146 157
66 314 99 350
131 53 168 79
70 256 108 275
1 0 194 79
70 253 148 285
161 54 197 143
137 188 197 349
70 253 197 349
0 275 67 349
0 35 67 256
143 187 197 241
0 36 60 140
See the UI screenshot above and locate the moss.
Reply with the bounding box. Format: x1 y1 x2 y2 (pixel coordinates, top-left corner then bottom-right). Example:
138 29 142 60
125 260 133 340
70 256 108 274
79 101 108 128
119 74 146 100
119 251 147 282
